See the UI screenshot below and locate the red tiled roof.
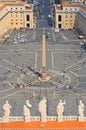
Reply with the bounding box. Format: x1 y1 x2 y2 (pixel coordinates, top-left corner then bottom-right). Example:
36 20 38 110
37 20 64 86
0 1 25 11
0 121 86 129
25 4 33 10
55 5 61 10
0 4 6 11
55 1 86 12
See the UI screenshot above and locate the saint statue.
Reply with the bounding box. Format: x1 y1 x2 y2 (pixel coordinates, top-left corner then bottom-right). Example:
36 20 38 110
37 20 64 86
78 100 84 117
57 100 66 117
38 97 47 122
23 100 32 117
3 101 12 117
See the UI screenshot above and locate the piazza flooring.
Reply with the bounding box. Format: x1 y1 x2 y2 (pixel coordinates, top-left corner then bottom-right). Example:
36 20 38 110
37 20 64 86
0 29 86 117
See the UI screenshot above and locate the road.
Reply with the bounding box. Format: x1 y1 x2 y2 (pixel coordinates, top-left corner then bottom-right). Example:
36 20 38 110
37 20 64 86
36 0 53 28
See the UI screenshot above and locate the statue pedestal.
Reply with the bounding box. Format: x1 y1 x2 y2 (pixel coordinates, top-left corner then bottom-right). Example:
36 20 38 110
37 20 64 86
3 116 9 122
24 116 30 122
78 116 84 121
41 116 47 122
58 116 63 122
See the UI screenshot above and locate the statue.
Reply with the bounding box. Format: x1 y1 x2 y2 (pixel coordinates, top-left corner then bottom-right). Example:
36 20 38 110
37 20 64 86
78 100 84 117
23 100 32 122
3 101 12 117
57 100 66 117
3 101 12 122
38 97 47 122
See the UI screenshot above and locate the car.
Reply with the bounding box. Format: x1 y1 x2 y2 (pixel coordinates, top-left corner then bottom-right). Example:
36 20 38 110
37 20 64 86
54 28 59 32
19 39 24 43
46 32 51 39
13 41 18 44
78 35 85 39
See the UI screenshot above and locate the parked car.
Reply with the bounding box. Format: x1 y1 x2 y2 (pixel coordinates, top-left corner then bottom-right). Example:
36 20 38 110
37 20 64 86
78 35 85 39
46 32 51 39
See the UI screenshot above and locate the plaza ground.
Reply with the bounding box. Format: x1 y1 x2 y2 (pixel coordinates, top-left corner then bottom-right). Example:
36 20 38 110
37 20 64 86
0 29 86 129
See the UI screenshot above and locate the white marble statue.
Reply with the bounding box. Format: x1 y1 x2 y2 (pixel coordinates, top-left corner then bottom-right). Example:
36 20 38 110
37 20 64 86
23 100 32 122
3 101 12 117
38 97 47 122
78 100 84 117
57 100 66 117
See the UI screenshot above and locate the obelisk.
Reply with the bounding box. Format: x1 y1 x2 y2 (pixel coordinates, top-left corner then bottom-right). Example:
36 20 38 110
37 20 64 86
42 30 47 79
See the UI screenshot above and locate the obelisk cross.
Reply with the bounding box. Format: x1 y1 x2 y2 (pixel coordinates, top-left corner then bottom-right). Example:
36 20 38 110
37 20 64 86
42 30 47 79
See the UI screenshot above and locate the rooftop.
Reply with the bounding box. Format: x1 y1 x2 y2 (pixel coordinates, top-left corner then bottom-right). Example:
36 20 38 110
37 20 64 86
55 1 86 13
0 1 34 11
0 121 86 129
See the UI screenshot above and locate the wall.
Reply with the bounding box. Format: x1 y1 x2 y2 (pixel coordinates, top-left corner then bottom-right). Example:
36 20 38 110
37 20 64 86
75 11 86 34
55 11 76 29
0 4 34 36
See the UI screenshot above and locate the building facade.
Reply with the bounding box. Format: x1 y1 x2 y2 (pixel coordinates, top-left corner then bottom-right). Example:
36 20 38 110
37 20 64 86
55 2 86 32
67 0 85 3
75 7 86 34
0 1 34 36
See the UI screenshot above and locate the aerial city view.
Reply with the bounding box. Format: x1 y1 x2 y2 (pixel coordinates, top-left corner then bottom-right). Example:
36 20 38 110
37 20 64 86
0 0 86 129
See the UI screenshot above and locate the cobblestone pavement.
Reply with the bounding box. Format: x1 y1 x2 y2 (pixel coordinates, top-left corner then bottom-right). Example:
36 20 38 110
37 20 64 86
0 28 86 117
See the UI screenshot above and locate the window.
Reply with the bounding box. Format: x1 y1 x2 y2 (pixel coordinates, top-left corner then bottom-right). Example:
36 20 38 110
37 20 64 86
11 13 13 17
75 8 77 11
16 13 17 17
58 24 61 28
58 15 62 22
26 15 30 21
20 13 23 17
27 23 30 27
70 15 72 18
65 15 67 18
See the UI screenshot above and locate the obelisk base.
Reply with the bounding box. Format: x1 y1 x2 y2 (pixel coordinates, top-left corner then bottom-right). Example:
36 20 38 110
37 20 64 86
42 72 47 79
38 74 51 82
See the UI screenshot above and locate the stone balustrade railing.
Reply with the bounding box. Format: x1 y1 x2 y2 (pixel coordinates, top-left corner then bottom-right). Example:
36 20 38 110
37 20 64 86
0 116 86 123
63 116 77 121
9 116 24 122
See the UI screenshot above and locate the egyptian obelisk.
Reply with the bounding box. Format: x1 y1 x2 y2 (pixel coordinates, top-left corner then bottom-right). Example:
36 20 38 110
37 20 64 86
42 30 47 79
